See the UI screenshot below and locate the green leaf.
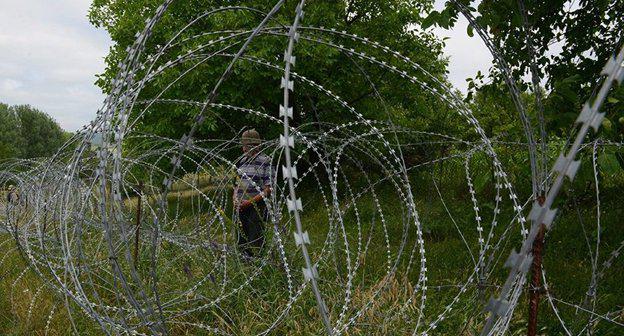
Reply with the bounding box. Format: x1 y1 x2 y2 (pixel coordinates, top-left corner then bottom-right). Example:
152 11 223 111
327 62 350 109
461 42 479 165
473 170 490 193
421 11 439 29
598 152 621 175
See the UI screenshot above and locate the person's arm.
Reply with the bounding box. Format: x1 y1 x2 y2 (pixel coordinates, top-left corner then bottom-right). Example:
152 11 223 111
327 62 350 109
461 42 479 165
252 185 271 203
239 186 270 210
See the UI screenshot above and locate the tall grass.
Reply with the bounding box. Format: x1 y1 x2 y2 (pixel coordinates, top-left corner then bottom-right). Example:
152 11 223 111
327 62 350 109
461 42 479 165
0 164 622 335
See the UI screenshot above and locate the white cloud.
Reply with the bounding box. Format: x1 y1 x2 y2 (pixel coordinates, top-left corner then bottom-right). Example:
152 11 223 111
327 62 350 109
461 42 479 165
0 78 23 91
433 0 493 93
0 0 112 131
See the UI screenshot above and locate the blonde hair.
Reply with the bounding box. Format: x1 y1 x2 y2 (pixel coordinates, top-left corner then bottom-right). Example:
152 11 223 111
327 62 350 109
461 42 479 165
241 129 261 146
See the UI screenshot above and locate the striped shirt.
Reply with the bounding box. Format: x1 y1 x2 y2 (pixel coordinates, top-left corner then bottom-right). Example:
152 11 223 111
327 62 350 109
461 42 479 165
235 152 272 201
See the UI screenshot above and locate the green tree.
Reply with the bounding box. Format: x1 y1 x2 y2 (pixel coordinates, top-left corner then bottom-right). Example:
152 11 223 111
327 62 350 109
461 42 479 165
426 0 624 139
0 103 24 160
88 0 453 146
0 104 66 160
13 105 66 159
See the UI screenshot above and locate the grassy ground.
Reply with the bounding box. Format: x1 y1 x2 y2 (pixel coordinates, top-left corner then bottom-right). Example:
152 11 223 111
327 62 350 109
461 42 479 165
0 166 622 335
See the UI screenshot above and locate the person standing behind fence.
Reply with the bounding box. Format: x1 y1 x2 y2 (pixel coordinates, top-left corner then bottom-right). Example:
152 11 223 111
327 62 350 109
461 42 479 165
7 185 19 205
5 185 20 223
233 129 273 258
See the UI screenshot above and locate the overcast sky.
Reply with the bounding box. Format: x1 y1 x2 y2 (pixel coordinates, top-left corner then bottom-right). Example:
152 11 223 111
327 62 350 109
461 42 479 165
0 0 492 132
0 0 111 131
432 0 494 93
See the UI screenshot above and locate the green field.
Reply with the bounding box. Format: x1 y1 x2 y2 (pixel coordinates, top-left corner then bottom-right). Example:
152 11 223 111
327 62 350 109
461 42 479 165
1 159 622 335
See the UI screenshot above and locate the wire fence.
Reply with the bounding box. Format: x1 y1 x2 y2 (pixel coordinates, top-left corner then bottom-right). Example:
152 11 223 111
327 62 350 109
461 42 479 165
0 1 622 335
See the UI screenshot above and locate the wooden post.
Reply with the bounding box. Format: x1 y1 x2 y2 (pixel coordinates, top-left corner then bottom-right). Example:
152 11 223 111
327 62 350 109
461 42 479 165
43 204 48 233
134 181 143 268
528 195 546 336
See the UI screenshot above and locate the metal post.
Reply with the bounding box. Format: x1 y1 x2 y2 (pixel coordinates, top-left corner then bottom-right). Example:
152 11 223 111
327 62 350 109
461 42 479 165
134 181 143 268
528 195 546 336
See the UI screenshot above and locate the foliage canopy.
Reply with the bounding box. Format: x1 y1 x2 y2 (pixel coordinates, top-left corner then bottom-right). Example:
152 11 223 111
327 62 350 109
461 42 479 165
0 103 67 160
89 0 453 144
426 0 624 139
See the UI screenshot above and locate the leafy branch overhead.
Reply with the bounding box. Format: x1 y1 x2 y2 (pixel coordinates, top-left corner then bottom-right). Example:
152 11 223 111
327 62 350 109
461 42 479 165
88 0 450 143
426 0 624 140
